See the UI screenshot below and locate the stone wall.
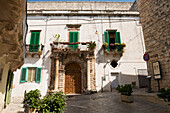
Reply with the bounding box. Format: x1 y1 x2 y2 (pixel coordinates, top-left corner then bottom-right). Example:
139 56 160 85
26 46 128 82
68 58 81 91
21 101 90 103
28 1 134 11
136 0 170 91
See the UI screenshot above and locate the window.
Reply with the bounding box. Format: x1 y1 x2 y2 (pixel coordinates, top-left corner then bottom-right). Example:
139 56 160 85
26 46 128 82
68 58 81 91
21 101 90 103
29 31 40 52
27 67 36 82
69 31 79 51
104 31 121 52
20 67 42 83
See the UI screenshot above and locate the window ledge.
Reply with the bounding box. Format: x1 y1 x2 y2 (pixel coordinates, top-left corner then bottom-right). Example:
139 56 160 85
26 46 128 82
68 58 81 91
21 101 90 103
104 50 123 56
25 51 42 58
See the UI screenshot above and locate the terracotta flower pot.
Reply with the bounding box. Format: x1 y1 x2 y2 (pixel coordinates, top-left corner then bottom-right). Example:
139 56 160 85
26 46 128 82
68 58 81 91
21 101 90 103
75 42 80 44
28 108 36 113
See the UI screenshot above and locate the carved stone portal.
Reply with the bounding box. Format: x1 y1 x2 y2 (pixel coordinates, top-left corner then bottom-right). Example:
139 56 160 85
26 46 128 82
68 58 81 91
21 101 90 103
49 50 96 94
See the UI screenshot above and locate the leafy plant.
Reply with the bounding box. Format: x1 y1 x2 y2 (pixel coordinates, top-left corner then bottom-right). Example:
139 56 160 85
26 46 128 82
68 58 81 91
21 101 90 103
87 41 96 50
23 89 41 109
121 43 126 47
38 92 67 113
116 84 133 96
104 49 108 53
157 88 170 102
102 42 109 49
53 34 65 42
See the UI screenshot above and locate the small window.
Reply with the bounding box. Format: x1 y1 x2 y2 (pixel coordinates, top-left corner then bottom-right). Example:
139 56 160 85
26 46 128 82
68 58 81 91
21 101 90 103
69 31 79 51
20 67 42 83
110 60 118 68
27 67 36 82
104 31 121 52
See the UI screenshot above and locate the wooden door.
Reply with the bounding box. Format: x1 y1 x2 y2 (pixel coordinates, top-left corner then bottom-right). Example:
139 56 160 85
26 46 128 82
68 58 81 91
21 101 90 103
65 63 81 94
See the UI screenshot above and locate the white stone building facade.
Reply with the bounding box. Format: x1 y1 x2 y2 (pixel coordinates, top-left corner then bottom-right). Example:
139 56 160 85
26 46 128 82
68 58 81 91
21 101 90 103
11 2 147 99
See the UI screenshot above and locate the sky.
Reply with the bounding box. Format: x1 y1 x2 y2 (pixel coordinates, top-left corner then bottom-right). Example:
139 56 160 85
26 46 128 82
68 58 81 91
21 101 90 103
28 0 135 2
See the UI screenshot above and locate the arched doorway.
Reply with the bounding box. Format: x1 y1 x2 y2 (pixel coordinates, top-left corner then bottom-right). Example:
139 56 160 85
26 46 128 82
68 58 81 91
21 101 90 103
65 62 82 94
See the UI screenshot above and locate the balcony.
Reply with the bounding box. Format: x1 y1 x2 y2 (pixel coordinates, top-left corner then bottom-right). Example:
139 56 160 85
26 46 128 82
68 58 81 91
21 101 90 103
103 43 126 57
50 41 94 56
25 44 44 57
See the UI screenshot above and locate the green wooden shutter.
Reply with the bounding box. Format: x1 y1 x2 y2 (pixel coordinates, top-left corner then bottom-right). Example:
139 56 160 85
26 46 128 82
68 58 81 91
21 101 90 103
29 32 40 52
34 32 40 52
29 32 36 52
74 32 79 50
104 31 110 52
69 32 79 51
20 67 27 83
36 67 42 83
116 31 122 51
116 32 121 43
69 32 74 49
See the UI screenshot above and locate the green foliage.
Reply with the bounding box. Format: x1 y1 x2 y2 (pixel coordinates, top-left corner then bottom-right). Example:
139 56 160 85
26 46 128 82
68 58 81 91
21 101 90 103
23 89 41 109
104 49 108 53
116 84 133 96
23 90 67 113
121 43 126 47
115 43 126 47
38 92 67 113
102 42 109 49
87 41 96 50
53 34 65 42
157 88 170 102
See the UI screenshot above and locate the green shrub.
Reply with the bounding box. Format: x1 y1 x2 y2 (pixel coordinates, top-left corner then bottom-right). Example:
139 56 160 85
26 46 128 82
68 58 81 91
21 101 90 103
87 41 96 50
23 90 67 113
38 92 67 113
157 88 170 102
116 84 133 96
23 89 41 109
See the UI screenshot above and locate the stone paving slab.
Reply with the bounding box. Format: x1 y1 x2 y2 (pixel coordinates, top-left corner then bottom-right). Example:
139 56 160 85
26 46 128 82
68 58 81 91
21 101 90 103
66 92 168 113
1 102 24 113
1 88 169 113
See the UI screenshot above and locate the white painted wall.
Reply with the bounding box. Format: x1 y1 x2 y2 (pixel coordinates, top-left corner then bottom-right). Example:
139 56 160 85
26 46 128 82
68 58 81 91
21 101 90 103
12 8 147 98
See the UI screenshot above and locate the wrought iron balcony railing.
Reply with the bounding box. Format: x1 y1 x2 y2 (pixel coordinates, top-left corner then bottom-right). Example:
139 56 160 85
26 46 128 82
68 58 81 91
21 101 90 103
26 44 44 53
25 44 44 57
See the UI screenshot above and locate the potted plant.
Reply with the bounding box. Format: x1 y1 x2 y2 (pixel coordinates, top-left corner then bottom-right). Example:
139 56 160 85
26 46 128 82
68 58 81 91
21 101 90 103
38 92 67 113
121 43 126 47
104 49 108 54
23 90 67 113
157 88 170 112
87 41 96 50
116 84 133 103
102 42 109 49
23 89 41 113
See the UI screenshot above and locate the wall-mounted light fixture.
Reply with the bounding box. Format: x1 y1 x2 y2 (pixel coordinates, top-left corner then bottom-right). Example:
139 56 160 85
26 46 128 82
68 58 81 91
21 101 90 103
95 30 98 34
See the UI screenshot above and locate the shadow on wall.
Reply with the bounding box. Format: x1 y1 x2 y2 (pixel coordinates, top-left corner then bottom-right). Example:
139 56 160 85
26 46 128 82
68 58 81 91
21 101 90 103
96 46 104 64
42 55 51 89
98 73 147 92
24 57 40 64
17 111 24 113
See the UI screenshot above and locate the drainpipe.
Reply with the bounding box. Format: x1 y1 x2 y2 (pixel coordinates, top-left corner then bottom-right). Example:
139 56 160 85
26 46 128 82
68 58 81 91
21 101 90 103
42 16 49 66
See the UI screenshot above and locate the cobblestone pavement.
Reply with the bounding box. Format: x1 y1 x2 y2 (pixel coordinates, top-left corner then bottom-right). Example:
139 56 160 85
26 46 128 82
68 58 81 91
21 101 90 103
1 90 168 113
65 92 168 113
